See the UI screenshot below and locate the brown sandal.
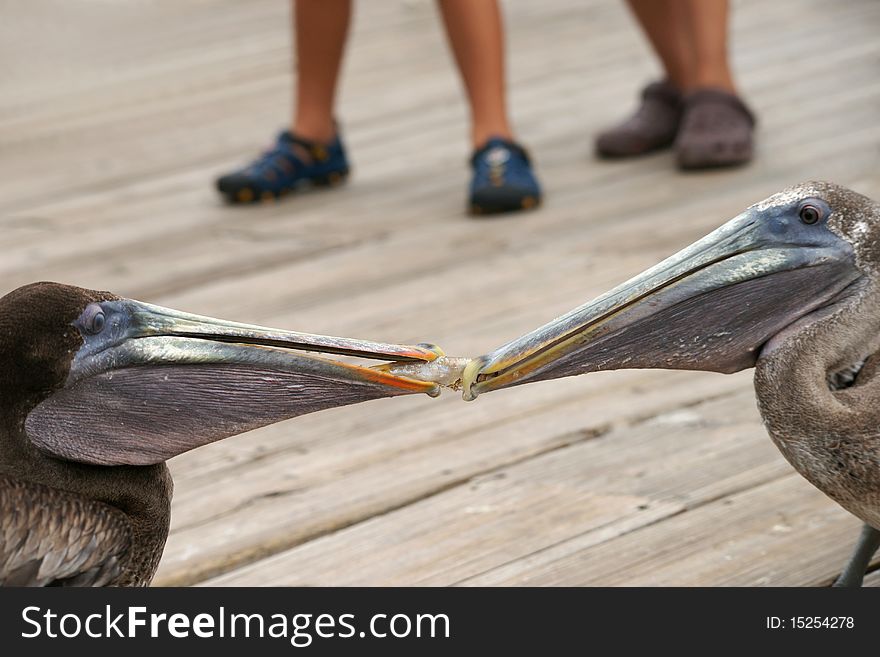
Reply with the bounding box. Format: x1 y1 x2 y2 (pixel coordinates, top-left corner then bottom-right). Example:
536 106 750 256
595 80 683 158
675 88 756 170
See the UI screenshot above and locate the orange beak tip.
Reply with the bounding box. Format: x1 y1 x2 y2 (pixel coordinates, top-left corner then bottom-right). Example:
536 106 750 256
416 343 445 360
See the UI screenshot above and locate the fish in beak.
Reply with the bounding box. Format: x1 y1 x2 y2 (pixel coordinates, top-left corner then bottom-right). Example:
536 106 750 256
461 190 864 400
25 297 442 466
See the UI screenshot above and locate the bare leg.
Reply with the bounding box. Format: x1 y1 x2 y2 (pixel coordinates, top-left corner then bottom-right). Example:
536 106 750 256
599 0 750 166
833 523 880 587
595 0 690 158
628 0 736 92
626 0 693 90
436 0 513 148
680 0 736 92
292 0 352 143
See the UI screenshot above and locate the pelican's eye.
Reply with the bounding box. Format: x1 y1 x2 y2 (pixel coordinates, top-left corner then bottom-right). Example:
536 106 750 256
82 303 106 335
798 203 823 225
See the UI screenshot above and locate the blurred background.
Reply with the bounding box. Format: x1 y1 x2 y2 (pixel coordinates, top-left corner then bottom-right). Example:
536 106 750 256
1 0 878 586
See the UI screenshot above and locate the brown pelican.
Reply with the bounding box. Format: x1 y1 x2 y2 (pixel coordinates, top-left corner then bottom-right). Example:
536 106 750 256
0 282 443 586
458 181 880 586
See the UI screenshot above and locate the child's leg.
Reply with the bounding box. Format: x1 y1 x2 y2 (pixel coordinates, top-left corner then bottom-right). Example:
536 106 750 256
625 0 693 89
595 0 692 159
436 0 513 148
596 0 752 167
216 0 352 204
437 0 540 215
680 0 736 93
673 0 754 169
292 0 353 143
594 0 691 159
630 0 736 93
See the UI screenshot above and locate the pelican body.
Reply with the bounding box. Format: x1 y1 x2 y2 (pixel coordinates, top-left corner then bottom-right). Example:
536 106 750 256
460 181 880 586
0 283 441 586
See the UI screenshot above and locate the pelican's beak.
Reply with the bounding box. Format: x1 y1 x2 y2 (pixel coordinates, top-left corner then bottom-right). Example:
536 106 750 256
76 299 441 377
462 203 862 400
26 301 442 466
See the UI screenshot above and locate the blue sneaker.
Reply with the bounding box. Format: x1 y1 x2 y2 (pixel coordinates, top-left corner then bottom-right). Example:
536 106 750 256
216 130 350 204
469 137 541 215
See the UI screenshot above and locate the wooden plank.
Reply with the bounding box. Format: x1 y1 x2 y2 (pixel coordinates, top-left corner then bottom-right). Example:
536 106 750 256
200 389 794 585
204 390 877 587
207 491 683 587
154 372 753 585
465 475 868 587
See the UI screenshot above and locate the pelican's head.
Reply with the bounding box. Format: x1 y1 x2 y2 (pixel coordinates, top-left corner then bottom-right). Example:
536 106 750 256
0 283 440 466
462 182 878 399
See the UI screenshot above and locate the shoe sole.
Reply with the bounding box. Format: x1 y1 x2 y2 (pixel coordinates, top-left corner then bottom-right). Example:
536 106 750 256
470 194 541 217
676 153 752 170
220 170 349 205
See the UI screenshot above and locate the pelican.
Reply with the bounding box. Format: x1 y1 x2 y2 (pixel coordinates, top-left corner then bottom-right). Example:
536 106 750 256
458 181 880 586
0 282 443 586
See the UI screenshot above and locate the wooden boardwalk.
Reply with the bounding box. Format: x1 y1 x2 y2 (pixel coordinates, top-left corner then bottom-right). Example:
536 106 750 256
2 0 879 586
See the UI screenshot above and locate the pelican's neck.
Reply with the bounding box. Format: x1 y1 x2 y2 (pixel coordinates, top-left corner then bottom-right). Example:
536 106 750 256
754 279 880 517
757 278 880 435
